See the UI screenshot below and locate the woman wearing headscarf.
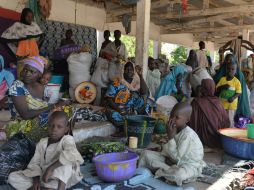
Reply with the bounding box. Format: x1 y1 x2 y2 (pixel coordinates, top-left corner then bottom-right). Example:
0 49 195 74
0 56 70 185
105 62 149 128
214 54 251 116
6 56 69 141
0 55 15 109
0 8 44 78
190 79 230 148
155 64 187 101
186 50 198 70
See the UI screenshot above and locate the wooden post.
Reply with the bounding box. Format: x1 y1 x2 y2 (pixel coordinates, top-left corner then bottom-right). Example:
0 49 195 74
242 29 249 59
135 0 151 79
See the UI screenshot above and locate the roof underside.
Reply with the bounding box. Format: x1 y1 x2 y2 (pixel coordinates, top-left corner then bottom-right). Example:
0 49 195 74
74 0 254 47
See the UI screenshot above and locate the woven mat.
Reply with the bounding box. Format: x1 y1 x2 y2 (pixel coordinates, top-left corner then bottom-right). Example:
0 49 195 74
197 154 241 185
70 163 195 190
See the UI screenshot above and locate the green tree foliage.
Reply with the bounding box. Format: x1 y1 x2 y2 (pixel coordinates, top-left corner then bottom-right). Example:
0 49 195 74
120 35 154 57
170 46 187 65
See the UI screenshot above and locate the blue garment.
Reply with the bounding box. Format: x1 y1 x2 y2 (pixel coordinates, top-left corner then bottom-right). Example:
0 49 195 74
105 81 146 127
155 64 187 100
0 55 15 87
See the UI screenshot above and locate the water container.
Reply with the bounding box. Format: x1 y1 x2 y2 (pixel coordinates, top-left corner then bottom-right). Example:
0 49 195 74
49 75 64 85
125 115 156 148
47 83 61 104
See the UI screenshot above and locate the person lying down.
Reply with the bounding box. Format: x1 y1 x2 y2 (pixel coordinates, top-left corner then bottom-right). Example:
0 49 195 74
8 111 84 190
138 102 206 186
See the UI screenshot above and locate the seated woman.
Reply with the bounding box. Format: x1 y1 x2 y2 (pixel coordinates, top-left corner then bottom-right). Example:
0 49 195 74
0 56 70 185
6 56 69 141
0 55 15 109
214 54 251 116
189 79 230 148
155 64 187 101
105 62 149 128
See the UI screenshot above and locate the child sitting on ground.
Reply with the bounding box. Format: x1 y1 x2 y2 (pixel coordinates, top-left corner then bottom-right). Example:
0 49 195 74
8 111 84 190
138 102 205 186
40 69 52 86
216 61 241 128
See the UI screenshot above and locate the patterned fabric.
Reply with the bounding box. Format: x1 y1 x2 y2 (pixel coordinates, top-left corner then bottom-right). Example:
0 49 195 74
0 133 36 185
23 56 48 74
105 81 146 127
39 20 97 60
1 22 43 41
7 80 49 141
8 80 48 119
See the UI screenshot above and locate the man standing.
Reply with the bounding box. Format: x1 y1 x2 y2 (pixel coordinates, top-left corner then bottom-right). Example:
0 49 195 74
196 41 208 69
60 29 75 47
104 30 127 61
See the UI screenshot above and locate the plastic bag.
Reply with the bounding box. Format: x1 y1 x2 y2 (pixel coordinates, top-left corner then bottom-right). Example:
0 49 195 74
234 114 251 128
0 133 35 184
108 59 124 81
91 57 109 88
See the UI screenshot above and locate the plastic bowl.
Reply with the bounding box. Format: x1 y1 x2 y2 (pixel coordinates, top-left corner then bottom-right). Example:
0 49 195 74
93 152 139 182
219 128 254 160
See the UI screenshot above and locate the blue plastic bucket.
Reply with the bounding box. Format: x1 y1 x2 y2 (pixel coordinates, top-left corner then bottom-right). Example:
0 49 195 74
49 75 64 85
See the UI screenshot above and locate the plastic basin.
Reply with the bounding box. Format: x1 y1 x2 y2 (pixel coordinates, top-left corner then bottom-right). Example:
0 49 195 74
219 128 254 160
93 152 139 182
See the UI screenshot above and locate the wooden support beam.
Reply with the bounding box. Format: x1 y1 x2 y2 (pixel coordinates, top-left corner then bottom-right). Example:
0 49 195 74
223 0 248 5
217 19 235 26
106 0 181 18
162 24 254 34
154 4 254 20
163 13 251 30
203 0 209 9
135 0 151 79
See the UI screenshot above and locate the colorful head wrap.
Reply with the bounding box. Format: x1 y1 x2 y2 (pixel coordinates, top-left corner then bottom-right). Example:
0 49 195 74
24 56 48 74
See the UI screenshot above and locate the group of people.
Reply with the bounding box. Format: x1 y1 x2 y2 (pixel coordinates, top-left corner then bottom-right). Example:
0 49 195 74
0 6 252 189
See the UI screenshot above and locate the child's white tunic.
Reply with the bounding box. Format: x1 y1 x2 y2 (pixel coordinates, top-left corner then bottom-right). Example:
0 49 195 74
138 126 205 186
8 135 84 189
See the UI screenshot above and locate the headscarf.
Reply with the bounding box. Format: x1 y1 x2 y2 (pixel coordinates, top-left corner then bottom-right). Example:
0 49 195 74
214 54 251 116
121 62 140 91
0 55 15 87
190 79 230 148
185 50 198 70
155 64 187 100
20 8 33 25
24 56 48 74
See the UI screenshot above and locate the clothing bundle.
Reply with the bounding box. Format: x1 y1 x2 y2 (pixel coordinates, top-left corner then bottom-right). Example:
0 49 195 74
74 107 107 122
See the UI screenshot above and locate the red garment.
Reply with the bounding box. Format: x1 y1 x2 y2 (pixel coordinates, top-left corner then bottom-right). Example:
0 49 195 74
190 79 230 148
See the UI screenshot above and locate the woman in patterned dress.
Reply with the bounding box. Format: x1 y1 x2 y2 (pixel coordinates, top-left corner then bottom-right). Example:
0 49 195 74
105 62 149 128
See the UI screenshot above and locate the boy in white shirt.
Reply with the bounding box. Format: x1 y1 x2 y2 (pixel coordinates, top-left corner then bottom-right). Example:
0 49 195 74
138 102 205 186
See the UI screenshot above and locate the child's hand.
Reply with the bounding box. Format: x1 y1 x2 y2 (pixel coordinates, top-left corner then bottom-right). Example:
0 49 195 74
42 166 54 183
228 96 235 103
222 84 230 90
166 119 177 140
32 177 40 190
